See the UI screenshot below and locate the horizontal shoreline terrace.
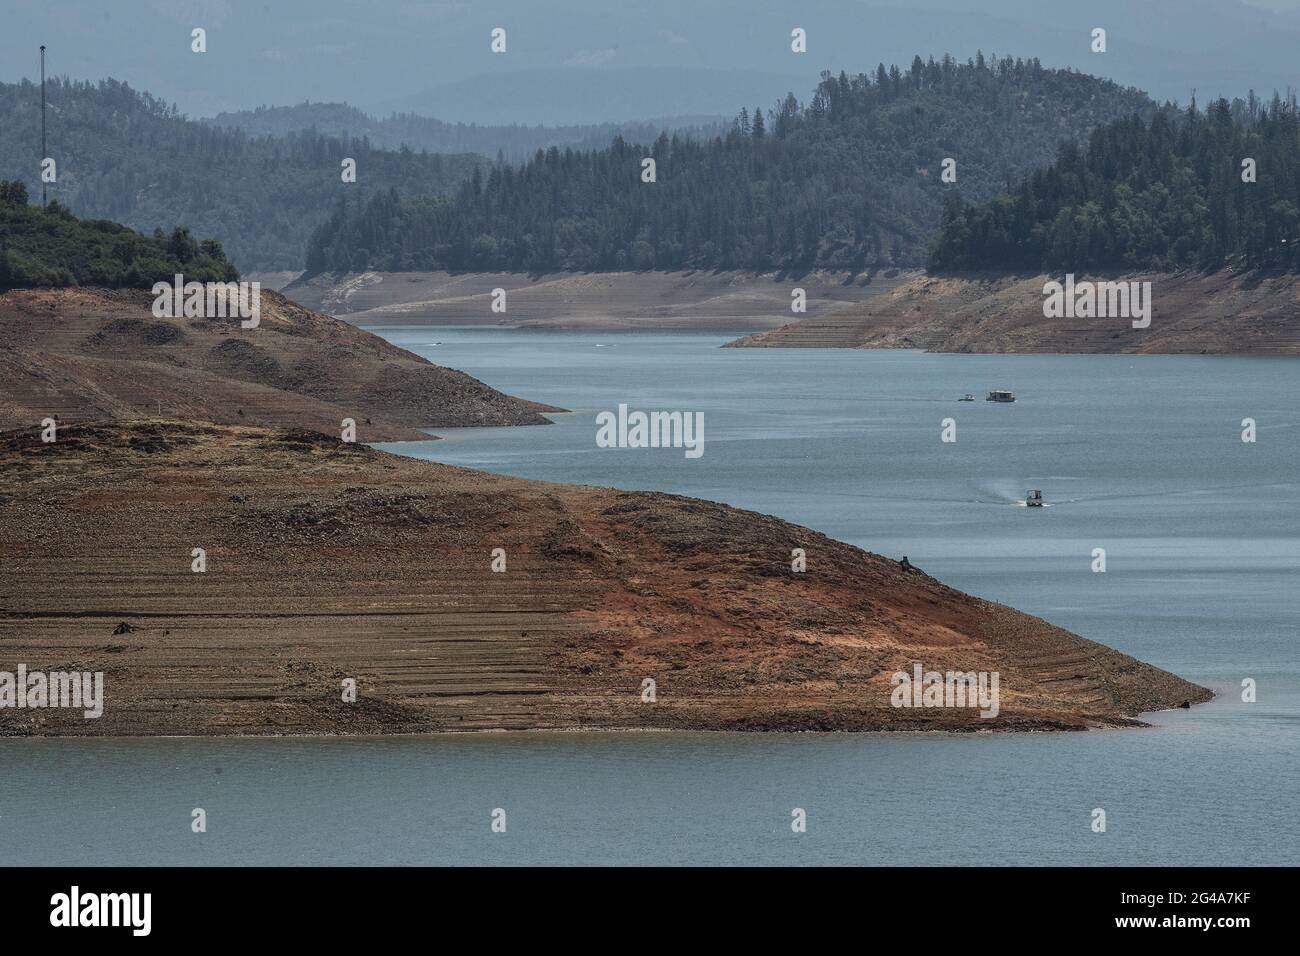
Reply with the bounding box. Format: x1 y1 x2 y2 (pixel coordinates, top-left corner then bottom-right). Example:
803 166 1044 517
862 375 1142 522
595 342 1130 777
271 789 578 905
0 419 1209 738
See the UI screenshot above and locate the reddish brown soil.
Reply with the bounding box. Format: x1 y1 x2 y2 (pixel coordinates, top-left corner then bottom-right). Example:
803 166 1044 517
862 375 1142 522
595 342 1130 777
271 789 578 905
0 420 1210 737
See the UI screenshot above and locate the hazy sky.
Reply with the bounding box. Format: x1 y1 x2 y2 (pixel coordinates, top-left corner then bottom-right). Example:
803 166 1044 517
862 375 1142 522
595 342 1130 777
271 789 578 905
3 1 1299 123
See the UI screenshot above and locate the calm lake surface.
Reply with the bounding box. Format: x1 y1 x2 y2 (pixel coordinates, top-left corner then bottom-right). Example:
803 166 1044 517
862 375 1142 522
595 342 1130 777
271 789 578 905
4 329 1296 865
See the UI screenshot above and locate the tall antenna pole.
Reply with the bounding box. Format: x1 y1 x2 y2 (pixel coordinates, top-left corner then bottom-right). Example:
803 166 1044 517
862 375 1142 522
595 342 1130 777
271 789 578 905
40 45 47 206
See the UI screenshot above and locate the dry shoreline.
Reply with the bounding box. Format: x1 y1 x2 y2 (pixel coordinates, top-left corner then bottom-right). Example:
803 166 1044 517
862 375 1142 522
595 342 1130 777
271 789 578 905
1 704 1216 742
277 267 1300 354
281 269 904 332
727 270 1300 353
0 419 1211 738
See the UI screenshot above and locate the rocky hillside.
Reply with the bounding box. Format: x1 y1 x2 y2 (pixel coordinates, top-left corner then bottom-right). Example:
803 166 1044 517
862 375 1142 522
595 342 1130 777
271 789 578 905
0 287 562 439
0 420 1210 736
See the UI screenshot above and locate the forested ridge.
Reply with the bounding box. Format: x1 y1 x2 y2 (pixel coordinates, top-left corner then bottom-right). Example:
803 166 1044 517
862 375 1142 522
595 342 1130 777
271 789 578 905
930 94 1300 273
12 63 1284 280
0 180 237 289
0 78 479 272
304 55 1157 276
204 102 725 164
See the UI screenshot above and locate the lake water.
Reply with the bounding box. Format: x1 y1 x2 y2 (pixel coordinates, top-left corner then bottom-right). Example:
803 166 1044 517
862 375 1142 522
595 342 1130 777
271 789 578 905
3 329 1296 865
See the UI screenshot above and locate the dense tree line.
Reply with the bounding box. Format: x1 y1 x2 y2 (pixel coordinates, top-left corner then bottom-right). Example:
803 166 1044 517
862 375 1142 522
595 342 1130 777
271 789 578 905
930 94 1300 272
0 78 480 272
205 102 725 164
0 180 236 290
304 56 1157 275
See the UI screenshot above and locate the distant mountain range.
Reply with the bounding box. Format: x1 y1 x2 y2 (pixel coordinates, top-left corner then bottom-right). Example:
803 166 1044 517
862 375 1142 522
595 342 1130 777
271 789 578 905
5 28 1296 279
4 0 1299 121
304 57 1160 274
0 79 479 272
366 67 813 127
203 101 727 163
0 76 727 272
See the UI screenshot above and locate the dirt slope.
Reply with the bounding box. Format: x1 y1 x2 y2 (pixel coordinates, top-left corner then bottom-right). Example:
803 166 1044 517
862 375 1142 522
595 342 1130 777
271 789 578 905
0 287 562 439
0 420 1210 737
727 270 1300 352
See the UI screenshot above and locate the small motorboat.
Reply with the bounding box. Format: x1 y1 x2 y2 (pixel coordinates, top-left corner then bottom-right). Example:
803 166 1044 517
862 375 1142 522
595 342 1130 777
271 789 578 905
986 390 1016 403
959 393 975 401
1025 489 1044 507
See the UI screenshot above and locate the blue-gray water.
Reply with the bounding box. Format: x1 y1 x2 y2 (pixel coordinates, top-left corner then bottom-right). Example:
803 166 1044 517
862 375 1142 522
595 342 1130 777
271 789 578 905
3 330 1296 865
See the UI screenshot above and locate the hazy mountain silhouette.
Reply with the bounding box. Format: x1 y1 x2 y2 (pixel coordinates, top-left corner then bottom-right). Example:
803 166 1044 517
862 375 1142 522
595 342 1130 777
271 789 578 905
3 0 1298 122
